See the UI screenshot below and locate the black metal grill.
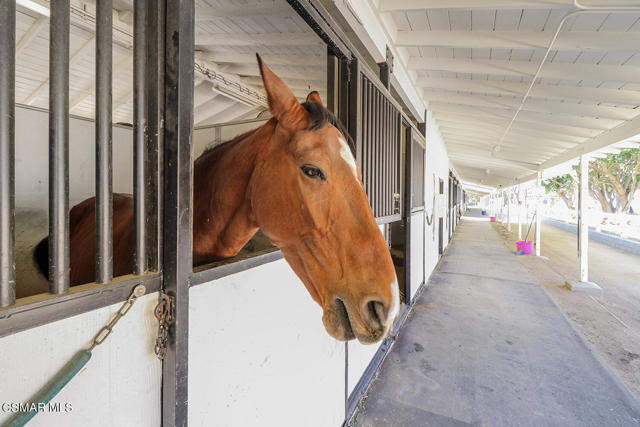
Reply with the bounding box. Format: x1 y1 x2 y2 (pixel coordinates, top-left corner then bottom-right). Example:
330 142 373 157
0 0 161 306
360 74 401 221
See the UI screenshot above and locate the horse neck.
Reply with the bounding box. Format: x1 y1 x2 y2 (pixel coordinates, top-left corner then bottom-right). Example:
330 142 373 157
192 120 276 262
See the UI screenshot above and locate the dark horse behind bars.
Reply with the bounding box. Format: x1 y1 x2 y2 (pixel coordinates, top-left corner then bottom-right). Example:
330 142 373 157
35 56 399 344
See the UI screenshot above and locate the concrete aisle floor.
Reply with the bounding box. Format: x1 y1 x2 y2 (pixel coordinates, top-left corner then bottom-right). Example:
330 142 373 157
493 218 640 402
351 213 640 427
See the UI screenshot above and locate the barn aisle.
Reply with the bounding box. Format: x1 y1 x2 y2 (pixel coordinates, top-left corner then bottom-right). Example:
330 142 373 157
352 211 640 427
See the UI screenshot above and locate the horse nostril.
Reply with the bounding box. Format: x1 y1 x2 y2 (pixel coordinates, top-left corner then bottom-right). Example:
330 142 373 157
364 299 387 330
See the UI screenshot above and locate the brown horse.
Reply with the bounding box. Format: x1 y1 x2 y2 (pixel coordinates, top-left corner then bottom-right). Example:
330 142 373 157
35 56 399 343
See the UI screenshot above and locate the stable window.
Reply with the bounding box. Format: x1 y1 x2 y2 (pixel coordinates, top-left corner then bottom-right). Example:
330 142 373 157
411 137 425 210
1 0 165 334
188 1 330 284
359 74 402 223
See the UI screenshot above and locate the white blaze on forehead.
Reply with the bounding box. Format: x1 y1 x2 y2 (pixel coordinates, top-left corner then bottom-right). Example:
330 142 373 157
338 137 357 175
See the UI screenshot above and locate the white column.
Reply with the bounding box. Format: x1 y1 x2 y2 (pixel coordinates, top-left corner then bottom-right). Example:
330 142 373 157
535 171 542 256
517 184 522 239
507 189 512 231
579 154 589 282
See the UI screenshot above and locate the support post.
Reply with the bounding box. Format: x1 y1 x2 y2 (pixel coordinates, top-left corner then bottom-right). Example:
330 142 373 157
566 154 601 294
535 171 542 256
0 0 16 306
579 154 589 282
163 0 193 425
517 183 522 240
507 189 511 232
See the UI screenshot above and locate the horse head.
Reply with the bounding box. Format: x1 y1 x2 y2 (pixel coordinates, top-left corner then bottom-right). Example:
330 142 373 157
250 56 399 343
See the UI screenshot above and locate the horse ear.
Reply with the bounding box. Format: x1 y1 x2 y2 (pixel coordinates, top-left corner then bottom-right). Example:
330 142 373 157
257 54 307 130
306 91 323 105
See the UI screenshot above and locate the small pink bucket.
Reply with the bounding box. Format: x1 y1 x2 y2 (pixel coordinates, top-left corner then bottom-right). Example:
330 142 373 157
490 216 496 222
516 241 533 254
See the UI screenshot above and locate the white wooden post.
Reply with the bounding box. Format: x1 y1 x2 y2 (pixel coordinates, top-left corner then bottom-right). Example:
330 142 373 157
507 189 512 231
579 154 589 282
517 184 521 239
566 154 601 293
536 171 542 256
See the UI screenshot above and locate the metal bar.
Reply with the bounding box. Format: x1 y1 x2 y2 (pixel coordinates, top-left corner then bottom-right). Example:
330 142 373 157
338 58 349 127
145 0 162 272
375 91 386 215
133 0 147 275
49 0 71 295
163 0 194 424
391 109 396 213
368 81 374 209
373 89 379 215
191 249 283 287
383 99 388 216
326 48 338 114
360 78 368 194
387 101 393 215
347 59 362 165
403 124 412 302
95 0 113 284
380 97 385 216
365 79 372 206
286 0 352 60
386 99 390 216
0 274 161 339
0 0 16 307
397 112 402 214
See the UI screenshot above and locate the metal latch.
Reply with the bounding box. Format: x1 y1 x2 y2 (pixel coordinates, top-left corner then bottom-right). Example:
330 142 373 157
154 292 175 360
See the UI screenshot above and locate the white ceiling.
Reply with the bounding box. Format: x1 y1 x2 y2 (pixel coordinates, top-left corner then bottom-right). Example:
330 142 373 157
375 0 640 187
13 0 640 187
14 0 327 127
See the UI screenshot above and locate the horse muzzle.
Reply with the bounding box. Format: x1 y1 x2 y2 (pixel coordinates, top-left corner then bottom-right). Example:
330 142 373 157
323 282 399 344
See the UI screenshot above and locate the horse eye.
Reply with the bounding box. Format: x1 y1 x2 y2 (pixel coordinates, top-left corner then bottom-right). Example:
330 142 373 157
301 165 326 181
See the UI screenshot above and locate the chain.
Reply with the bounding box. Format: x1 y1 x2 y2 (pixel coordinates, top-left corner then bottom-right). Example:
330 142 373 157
87 284 147 352
154 292 174 360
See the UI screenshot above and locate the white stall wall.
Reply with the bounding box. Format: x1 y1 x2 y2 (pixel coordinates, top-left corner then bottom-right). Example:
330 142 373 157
410 211 425 301
0 293 161 426
193 119 268 159
189 259 345 427
15 105 134 211
425 111 451 278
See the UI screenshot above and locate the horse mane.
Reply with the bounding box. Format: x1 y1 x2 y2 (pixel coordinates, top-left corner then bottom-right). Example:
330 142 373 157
301 101 356 156
197 101 355 161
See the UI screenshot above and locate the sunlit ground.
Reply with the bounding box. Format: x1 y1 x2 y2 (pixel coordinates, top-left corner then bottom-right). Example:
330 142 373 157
463 215 489 222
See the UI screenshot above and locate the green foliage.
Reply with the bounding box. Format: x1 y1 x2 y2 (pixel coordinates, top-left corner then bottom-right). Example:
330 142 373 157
542 174 575 194
542 173 576 210
563 148 640 214
590 148 640 213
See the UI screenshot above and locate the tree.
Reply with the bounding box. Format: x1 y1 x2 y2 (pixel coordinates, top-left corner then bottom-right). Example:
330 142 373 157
571 148 640 214
592 148 640 214
542 174 576 210
543 148 640 214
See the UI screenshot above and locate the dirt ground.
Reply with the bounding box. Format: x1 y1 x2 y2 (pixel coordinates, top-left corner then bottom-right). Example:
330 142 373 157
491 219 640 402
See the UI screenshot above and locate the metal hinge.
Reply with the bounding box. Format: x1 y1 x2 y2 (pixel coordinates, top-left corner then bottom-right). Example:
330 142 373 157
154 291 175 360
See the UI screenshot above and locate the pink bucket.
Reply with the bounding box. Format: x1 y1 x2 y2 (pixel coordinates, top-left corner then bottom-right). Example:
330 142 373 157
516 241 533 254
490 216 496 222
